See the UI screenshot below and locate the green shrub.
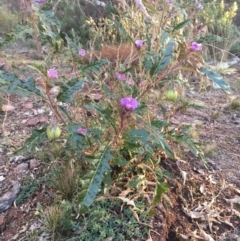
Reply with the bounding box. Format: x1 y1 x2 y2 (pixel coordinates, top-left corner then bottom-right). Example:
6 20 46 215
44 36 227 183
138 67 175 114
0 0 231 226
48 0 117 47
202 0 239 61
0 5 19 35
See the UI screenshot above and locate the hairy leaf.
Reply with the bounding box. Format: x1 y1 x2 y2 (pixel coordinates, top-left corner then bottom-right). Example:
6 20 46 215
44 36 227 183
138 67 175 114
149 182 169 216
57 78 84 102
168 125 204 158
14 126 48 155
201 67 231 94
65 124 86 151
143 36 175 76
85 103 117 132
78 146 112 213
81 59 109 75
58 105 72 122
37 9 61 34
27 62 47 76
125 128 173 157
0 72 43 98
2 25 33 46
173 19 190 31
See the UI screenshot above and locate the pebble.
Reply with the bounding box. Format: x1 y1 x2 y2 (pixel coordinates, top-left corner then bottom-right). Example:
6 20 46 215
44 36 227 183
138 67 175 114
0 181 20 213
14 163 28 173
29 159 41 169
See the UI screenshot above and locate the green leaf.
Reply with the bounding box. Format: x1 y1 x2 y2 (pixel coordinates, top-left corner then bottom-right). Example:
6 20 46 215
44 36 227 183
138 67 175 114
200 67 231 94
197 34 222 43
14 126 47 155
81 59 109 75
37 10 61 34
151 119 170 128
143 36 175 77
168 125 204 158
78 145 112 213
27 62 47 76
65 124 86 151
85 103 117 132
57 78 84 102
2 25 33 46
125 128 174 157
58 105 73 122
173 19 190 31
149 182 169 216
0 72 43 98
64 34 78 51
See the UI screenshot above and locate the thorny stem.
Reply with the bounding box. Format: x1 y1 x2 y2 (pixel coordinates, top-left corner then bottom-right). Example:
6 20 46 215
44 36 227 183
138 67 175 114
111 111 127 146
45 86 67 125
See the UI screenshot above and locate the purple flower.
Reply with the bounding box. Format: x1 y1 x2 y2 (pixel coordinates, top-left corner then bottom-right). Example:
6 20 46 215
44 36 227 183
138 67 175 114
116 72 127 81
197 3 203 9
138 81 146 88
77 127 87 135
126 78 134 85
120 97 138 111
189 42 202 51
167 0 173 3
47 69 58 79
78 49 86 57
135 40 145 48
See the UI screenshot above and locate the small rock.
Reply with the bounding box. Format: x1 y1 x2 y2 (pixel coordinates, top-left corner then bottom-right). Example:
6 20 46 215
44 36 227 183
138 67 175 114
0 63 5 69
0 176 5 182
26 116 40 126
10 156 26 163
14 163 28 173
0 181 20 213
24 102 33 109
29 159 41 169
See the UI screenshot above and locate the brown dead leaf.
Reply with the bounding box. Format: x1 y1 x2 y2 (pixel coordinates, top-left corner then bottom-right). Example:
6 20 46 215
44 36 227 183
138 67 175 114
2 105 15 111
90 93 103 100
232 209 240 218
200 184 205 194
119 188 133 197
26 116 39 126
199 228 215 241
225 196 240 203
117 197 138 210
208 175 217 185
3 131 10 136
39 116 49 123
181 170 187 186
183 208 203 219
178 230 204 240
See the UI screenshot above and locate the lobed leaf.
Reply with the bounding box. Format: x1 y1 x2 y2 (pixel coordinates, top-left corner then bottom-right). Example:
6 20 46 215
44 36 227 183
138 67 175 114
1 25 33 46
0 72 43 98
200 67 231 94
125 128 174 157
143 35 175 76
78 146 112 213
14 126 48 155
65 124 86 152
57 78 84 102
81 59 109 75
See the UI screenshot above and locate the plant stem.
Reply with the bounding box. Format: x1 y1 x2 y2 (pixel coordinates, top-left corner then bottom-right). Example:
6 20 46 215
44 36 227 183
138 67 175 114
111 111 127 146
